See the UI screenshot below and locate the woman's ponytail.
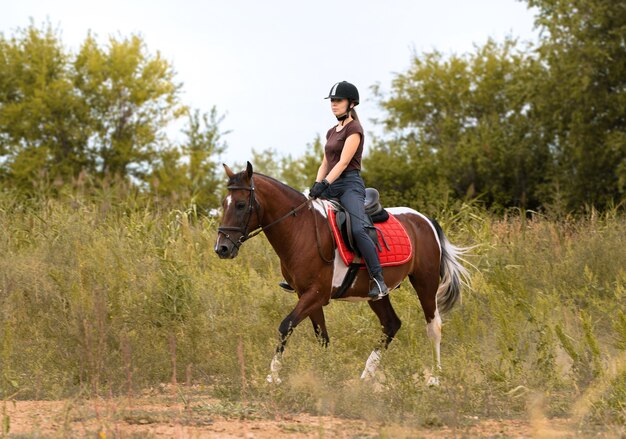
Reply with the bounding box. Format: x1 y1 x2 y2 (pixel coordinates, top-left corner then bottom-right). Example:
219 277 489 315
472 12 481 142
350 107 360 121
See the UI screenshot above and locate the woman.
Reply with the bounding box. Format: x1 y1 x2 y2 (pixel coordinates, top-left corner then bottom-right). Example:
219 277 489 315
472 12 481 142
307 81 389 300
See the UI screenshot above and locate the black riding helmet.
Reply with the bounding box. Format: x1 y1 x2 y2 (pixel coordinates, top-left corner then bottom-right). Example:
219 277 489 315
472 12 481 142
325 81 360 104
325 81 359 124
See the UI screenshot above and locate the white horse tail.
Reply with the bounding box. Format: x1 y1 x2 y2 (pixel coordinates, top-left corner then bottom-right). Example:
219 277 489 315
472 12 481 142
429 218 470 314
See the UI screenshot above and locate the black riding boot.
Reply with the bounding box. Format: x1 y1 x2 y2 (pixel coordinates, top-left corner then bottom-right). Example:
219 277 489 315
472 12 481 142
368 273 389 300
278 280 295 292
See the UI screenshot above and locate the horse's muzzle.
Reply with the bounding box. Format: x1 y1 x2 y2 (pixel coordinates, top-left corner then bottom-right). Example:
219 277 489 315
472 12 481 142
215 243 238 259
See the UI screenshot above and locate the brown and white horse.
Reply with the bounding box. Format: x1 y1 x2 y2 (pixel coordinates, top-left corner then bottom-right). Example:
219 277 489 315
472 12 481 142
215 162 469 385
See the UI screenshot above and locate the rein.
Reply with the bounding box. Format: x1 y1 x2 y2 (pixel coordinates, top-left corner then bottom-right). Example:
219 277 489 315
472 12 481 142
313 204 335 263
217 176 334 263
247 199 310 240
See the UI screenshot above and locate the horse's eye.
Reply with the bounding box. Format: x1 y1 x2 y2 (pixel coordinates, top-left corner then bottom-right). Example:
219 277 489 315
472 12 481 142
236 202 246 210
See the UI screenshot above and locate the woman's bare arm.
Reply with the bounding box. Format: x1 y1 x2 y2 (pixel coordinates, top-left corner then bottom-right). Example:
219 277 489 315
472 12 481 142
316 154 329 182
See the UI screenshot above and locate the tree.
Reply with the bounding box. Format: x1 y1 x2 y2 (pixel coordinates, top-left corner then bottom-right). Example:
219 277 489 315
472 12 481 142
248 147 282 179
183 107 228 206
0 23 91 188
526 0 626 208
280 135 323 191
74 33 182 179
368 1 626 211
0 23 186 192
371 38 551 210
240 136 324 193
150 107 228 208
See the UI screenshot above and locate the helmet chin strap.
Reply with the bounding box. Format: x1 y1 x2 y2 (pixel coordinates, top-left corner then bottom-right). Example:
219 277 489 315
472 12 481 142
336 113 349 125
335 102 353 125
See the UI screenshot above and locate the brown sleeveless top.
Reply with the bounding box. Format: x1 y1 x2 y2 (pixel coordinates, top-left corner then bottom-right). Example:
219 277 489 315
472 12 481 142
324 120 364 173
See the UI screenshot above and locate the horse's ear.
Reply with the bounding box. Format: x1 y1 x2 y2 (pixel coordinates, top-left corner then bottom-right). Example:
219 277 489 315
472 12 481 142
223 163 235 178
246 161 253 180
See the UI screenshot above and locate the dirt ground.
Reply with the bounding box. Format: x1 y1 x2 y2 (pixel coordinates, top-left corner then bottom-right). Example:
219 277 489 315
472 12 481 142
2 393 623 438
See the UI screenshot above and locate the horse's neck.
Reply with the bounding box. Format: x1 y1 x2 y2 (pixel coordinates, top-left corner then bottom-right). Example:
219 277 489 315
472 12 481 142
255 176 315 258
255 175 309 229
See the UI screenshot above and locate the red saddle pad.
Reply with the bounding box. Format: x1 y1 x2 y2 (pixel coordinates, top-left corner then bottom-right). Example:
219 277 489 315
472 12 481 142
327 208 413 268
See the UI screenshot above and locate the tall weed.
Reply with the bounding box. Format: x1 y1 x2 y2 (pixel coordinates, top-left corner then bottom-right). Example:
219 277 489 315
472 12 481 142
0 188 624 425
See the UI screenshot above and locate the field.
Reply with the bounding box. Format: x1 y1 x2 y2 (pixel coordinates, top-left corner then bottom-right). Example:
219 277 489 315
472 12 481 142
0 189 625 437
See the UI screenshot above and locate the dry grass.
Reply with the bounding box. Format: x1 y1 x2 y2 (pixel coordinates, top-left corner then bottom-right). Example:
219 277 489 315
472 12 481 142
0 189 624 435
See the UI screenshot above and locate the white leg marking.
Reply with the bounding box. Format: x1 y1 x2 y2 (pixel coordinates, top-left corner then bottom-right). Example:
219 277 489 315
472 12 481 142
426 309 442 386
427 375 440 386
266 354 282 384
426 309 442 369
360 349 381 380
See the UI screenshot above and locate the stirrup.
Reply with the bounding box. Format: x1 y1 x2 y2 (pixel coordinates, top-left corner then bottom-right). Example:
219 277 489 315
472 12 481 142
368 277 389 301
278 281 295 292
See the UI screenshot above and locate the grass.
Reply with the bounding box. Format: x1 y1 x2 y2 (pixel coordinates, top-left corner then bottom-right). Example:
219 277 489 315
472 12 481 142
0 188 624 430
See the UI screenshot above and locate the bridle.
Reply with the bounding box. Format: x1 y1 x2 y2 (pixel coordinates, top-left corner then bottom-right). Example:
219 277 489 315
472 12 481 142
217 177 259 249
217 175 311 250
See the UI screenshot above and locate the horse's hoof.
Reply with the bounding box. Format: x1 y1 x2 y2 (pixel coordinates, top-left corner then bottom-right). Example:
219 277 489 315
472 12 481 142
266 374 282 385
360 372 374 381
427 376 440 387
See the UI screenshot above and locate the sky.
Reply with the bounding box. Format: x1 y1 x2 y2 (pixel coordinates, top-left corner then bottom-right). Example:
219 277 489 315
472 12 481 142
2 0 539 167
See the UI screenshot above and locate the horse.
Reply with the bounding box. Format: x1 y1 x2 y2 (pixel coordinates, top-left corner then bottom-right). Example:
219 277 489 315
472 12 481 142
214 162 469 385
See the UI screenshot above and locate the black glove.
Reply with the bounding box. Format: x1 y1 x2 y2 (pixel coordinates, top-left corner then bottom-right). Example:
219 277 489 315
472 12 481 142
309 179 330 199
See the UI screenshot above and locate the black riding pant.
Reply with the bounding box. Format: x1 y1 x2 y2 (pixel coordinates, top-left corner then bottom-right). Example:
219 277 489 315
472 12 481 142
323 170 382 277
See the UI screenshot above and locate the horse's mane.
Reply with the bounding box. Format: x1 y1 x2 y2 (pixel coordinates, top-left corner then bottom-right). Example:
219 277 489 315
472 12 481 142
255 173 307 201
228 171 306 202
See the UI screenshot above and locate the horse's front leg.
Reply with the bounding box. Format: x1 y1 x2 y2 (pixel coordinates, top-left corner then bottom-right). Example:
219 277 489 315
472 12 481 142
266 289 326 384
309 307 329 347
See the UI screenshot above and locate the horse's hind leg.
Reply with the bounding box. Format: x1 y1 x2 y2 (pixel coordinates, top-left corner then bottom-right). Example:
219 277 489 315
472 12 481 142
309 307 329 347
409 273 442 385
360 295 402 380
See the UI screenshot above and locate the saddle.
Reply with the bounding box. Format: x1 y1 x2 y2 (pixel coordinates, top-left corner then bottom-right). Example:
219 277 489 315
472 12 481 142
324 189 413 300
333 188 390 255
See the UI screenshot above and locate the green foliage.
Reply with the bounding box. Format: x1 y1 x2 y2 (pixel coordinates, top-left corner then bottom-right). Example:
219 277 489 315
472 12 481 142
0 23 231 211
150 107 228 209
369 38 552 211
280 135 323 191
73 32 182 178
369 0 626 211
527 0 626 209
4 5 625 213
240 135 323 192
0 23 208 195
248 148 282 178
0 23 90 187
